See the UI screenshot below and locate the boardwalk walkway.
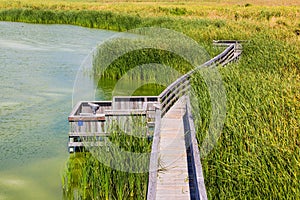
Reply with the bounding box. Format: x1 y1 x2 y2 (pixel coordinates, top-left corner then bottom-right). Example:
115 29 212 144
156 97 190 199
68 40 242 199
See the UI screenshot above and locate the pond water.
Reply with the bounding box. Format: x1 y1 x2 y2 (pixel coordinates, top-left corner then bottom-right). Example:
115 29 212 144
0 22 116 199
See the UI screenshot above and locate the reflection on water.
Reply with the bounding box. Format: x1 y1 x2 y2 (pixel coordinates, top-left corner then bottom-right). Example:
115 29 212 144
0 22 115 199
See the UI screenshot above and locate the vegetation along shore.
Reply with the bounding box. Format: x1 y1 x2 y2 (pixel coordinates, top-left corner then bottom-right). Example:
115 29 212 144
1 0 299 199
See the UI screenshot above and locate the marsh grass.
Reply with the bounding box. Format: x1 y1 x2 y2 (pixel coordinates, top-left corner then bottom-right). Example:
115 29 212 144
190 35 299 199
63 116 151 200
65 10 299 200
3 1 298 199
0 2 299 39
62 152 149 200
93 48 194 79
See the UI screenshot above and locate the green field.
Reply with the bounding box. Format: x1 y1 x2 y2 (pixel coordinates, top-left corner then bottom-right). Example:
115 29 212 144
1 0 299 199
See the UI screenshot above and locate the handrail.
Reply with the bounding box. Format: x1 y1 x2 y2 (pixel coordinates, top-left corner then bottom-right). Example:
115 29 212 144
159 43 238 117
147 108 161 200
146 42 241 199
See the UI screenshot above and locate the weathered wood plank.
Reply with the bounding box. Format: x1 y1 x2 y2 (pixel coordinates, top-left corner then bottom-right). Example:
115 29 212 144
104 110 146 116
68 132 109 137
68 115 106 122
68 141 106 147
155 97 190 200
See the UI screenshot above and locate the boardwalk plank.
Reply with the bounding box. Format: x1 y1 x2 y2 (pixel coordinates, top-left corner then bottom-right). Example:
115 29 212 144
156 97 190 200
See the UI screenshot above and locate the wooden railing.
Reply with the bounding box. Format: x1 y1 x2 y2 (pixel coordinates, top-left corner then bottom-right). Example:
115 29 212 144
146 41 241 200
146 108 161 200
183 96 208 200
68 97 159 152
159 74 190 117
158 42 239 117
68 40 242 198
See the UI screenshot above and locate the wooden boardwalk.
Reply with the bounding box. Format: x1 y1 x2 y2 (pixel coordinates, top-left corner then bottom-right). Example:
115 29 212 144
68 40 242 199
156 97 190 199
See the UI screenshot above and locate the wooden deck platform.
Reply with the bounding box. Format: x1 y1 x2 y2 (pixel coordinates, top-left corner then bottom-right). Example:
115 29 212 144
156 97 190 199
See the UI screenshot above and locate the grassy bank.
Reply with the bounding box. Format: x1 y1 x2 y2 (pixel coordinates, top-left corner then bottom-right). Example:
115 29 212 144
0 1 298 199
0 1 299 39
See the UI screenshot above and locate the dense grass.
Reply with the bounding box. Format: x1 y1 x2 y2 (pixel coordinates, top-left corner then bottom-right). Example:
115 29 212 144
1 1 299 199
62 116 151 199
0 1 299 37
191 35 299 199
63 153 149 200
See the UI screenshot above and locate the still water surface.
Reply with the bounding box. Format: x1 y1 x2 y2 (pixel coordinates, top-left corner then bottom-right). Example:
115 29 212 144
0 22 115 199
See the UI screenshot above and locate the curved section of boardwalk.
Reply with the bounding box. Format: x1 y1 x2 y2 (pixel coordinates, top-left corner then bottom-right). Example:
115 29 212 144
68 40 242 200
156 97 190 199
